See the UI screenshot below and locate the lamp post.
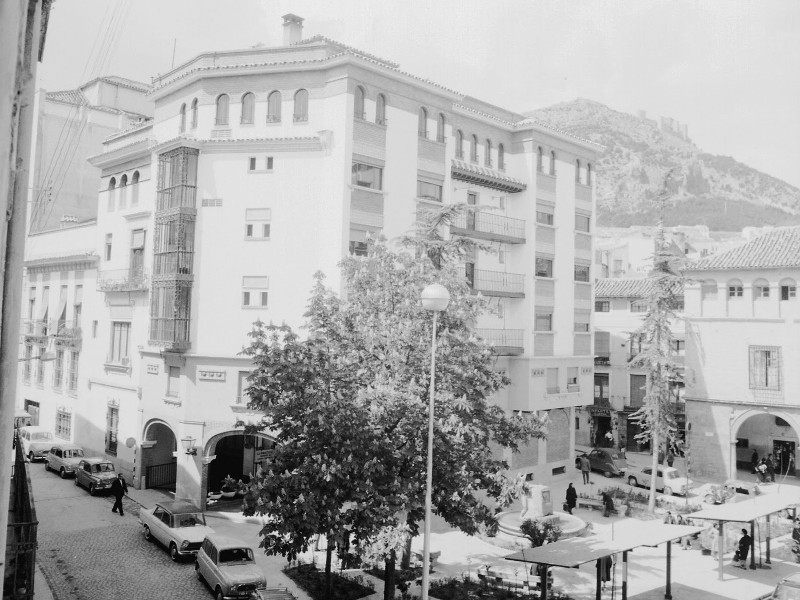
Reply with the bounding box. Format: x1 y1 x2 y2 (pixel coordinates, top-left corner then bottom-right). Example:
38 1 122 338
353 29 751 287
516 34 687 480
420 283 450 600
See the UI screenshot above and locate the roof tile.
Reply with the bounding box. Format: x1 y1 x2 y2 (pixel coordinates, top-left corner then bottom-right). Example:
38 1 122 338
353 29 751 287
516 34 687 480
686 227 800 271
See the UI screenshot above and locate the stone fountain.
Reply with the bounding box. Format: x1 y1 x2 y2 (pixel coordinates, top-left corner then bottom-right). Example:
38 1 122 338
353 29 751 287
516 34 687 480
497 483 589 540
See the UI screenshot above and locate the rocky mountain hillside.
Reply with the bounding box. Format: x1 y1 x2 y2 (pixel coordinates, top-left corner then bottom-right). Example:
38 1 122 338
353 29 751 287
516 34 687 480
526 99 800 230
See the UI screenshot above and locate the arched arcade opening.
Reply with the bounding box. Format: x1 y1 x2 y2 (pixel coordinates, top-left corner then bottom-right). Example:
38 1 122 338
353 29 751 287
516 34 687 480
140 420 178 491
732 410 798 480
201 431 276 505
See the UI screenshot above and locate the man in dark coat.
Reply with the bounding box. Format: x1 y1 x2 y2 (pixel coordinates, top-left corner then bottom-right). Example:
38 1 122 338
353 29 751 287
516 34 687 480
110 473 128 516
565 483 577 515
736 529 751 568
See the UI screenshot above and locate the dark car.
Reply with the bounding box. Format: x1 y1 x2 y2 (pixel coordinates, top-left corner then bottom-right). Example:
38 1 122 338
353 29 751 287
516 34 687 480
576 448 628 477
74 458 117 495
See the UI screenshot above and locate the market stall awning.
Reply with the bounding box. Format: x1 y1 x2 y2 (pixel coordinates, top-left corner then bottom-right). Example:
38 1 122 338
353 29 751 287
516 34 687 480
690 493 799 522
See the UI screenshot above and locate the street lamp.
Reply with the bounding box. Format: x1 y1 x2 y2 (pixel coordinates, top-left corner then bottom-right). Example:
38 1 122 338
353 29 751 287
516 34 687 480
181 436 197 455
420 283 450 600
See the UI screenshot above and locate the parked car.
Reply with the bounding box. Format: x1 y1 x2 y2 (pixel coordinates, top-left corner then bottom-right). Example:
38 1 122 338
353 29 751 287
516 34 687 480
575 448 628 477
195 534 267 600
74 458 117 495
702 479 765 505
771 572 800 600
140 501 214 562
44 443 85 478
13 409 33 430
17 426 54 462
627 466 693 496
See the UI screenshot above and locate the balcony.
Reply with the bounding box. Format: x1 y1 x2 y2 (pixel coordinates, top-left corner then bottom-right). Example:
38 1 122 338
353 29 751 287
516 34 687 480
149 318 191 352
51 321 82 350
594 356 611 367
20 319 48 340
7 440 38 599
474 328 524 356
467 269 525 298
451 159 527 193
451 213 526 244
97 268 150 292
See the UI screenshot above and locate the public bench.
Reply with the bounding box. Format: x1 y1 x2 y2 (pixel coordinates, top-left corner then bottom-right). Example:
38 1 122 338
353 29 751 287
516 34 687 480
475 565 551 592
577 497 618 514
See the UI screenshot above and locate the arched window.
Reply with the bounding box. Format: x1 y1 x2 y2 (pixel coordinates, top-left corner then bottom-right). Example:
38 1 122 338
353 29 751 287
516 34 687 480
119 174 128 209
701 279 718 300
240 92 255 124
587 163 592 185
215 94 230 126
418 107 428 138
780 278 797 301
753 278 770 299
267 91 281 123
120 174 128 187
456 130 464 159
109 177 116 190
550 150 556 176
293 89 308 122
470 134 479 162
190 98 198 129
179 103 186 133
437 113 446 142
131 171 140 207
537 146 543 172
498 143 505 171
485 139 492 166
354 86 365 119
576 159 581 183
375 94 386 125
107 177 116 212
727 279 744 299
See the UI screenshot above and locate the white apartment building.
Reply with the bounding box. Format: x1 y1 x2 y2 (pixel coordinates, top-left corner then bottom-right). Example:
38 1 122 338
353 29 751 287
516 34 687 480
19 14 600 506
582 278 685 451
684 227 800 481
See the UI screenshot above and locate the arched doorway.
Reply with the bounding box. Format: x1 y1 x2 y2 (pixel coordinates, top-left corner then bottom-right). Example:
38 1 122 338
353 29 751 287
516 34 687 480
141 420 177 491
732 410 799 480
201 431 276 504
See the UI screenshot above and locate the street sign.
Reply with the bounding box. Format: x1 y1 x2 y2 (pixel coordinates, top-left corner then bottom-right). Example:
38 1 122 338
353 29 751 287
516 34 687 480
255 449 274 461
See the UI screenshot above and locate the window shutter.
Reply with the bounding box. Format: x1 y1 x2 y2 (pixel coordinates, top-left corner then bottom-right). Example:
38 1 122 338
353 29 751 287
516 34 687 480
748 348 756 388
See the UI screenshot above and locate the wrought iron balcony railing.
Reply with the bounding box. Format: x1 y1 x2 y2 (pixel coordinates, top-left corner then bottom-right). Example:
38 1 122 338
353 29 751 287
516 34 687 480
96 268 150 292
451 212 526 243
467 269 525 298
474 328 524 355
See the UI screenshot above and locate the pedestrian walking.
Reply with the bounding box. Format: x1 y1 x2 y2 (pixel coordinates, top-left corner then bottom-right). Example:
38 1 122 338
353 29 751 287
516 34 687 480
565 483 577 515
579 453 591 484
750 449 759 474
666 450 675 468
111 473 128 516
601 491 615 518
599 554 614 590
736 528 751 568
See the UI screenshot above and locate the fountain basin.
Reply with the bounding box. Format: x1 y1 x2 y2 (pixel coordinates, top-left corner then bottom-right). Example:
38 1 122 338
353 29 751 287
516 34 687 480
497 510 589 539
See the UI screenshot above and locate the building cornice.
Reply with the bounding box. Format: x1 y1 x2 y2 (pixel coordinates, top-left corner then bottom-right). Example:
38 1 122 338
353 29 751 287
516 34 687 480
89 139 152 169
25 253 98 272
685 396 795 410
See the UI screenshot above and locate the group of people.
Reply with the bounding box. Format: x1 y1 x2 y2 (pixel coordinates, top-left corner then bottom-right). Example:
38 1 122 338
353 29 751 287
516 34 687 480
663 511 695 550
751 448 796 482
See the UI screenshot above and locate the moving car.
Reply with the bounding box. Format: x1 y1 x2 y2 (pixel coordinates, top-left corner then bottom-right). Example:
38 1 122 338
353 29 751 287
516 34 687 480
74 458 117 495
140 501 214 562
576 448 628 477
17 426 54 462
195 534 267 600
772 573 800 600
627 465 693 496
44 443 85 478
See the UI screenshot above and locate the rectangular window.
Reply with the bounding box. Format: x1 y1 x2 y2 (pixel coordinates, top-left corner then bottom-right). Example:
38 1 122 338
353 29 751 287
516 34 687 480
23 344 32 382
36 348 45 385
630 300 649 312
629 334 644 359
416 180 442 202
535 256 553 278
575 213 591 232
167 366 180 397
574 264 590 282
534 311 552 332
574 310 590 332
55 409 72 440
595 300 610 312
630 374 647 407
244 208 272 240
349 241 368 257
672 339 685 355
53 349 65 389
105 406 119 455
498 250 506 265
73 285 83 329
536 210 554 226
105 234 112 261
237 371 250 404
242 276 269 308
728 284 743 298
594 331 610 363
749 346 781 390
755 284 770 299
351 163 383 190
546 368 559 394
594 373 609 403
567 366 579 389
68 351 79 392
249 157 256 171
109 322 131 364
781 284 797 300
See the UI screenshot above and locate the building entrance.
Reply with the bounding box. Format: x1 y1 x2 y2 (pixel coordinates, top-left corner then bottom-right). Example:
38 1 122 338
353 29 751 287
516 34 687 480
773 440 796 477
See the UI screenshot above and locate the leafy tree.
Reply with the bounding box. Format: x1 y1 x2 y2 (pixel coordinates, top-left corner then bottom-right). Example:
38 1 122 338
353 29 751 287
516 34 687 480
628 170 686 512
519 518 562 548
240 206 547 599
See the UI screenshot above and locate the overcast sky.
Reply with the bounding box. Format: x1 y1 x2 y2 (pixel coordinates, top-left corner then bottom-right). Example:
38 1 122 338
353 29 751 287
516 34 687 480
39 0 800 188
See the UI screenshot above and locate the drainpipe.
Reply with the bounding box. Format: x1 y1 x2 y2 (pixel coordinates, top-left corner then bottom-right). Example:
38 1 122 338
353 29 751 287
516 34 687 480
0 0 43 572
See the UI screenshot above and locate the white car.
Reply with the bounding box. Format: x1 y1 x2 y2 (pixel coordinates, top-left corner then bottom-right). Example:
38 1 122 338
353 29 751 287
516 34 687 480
627 466 693 496
195 534 267 599
139 501 214 562
17 426 54 462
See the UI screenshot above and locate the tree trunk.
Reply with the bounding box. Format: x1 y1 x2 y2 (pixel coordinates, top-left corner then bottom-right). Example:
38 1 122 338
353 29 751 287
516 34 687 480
325 538 333 600
383 550 396 600
400 533 412 570
649 428 659 513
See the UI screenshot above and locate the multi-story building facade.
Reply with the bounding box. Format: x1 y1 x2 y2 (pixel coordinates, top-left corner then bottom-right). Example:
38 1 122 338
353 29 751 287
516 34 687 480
19 14 600 506
581 278 685 451
684 227 800 480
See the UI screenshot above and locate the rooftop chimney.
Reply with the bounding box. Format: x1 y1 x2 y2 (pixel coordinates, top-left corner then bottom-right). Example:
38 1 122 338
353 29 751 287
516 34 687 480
282 14 304 46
